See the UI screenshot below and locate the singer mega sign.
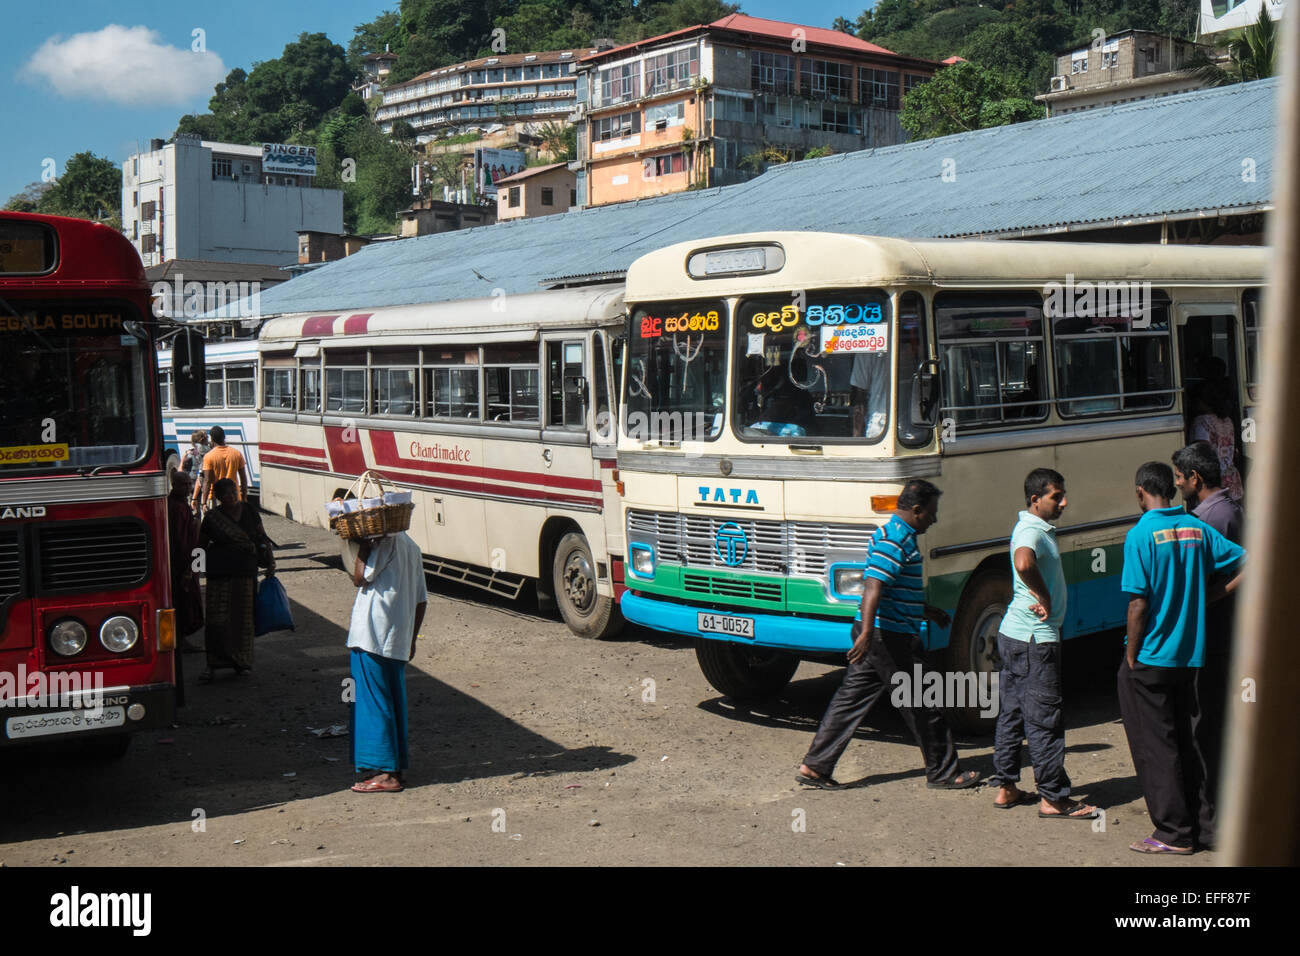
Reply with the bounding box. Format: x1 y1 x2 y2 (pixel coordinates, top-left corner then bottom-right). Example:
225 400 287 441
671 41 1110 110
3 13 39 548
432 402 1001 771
262 143 318 176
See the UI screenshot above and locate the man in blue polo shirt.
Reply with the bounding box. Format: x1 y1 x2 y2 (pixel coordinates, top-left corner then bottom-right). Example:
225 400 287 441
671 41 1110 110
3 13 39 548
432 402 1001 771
796 479 979 791
1119 461 1245 854
991 468 1098 820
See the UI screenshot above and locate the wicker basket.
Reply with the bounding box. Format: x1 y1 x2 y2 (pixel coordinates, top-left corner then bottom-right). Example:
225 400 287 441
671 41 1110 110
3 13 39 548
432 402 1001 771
330 470 414 540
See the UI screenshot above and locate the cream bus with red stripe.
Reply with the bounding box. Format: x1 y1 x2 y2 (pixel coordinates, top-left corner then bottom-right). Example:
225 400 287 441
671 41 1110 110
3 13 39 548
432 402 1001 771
256 285 627 638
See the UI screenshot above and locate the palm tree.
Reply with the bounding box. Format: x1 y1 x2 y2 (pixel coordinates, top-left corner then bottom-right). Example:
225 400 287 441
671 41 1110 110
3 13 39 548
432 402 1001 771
1194 12 1279 85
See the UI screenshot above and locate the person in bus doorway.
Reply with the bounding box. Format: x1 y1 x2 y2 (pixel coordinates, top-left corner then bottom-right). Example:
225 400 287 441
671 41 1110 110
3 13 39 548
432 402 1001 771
346 530 428 793
193 425 248 512
796 479 980 791
1119 462 1244 854
1187 379 1244 501
989 468 1099 819
1171 441 1244 808
197 478 274 683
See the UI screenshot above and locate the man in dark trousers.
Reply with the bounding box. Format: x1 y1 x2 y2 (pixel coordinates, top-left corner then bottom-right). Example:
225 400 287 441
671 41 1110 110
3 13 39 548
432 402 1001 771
1119 461 1244 854
1172 441 1244 804
796 479 979 791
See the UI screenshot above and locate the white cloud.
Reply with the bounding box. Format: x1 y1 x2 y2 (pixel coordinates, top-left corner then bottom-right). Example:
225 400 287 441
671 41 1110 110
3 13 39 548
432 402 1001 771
25 25 226 106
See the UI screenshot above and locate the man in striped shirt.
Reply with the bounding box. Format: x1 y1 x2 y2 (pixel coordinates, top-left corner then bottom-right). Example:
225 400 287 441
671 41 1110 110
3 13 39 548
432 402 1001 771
797 479 979 790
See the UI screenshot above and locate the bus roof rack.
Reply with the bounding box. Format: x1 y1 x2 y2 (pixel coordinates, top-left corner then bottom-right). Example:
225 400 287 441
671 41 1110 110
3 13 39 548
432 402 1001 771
539 270 627 289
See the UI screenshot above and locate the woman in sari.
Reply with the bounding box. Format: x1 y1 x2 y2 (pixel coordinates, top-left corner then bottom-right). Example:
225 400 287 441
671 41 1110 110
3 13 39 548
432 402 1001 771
198 478 274 682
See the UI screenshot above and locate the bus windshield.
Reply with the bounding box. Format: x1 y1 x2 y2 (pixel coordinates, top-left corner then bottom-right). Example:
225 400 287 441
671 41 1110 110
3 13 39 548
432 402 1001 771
0 301 152 472
626 300 727 441
734 290 892 441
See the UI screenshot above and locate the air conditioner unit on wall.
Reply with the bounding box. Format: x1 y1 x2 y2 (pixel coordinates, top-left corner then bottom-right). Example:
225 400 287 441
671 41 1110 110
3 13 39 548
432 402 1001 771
1051 76 1069 92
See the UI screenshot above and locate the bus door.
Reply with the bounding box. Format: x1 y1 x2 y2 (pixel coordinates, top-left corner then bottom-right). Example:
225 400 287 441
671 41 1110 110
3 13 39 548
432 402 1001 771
1176 305 1243 468
542 335 588 466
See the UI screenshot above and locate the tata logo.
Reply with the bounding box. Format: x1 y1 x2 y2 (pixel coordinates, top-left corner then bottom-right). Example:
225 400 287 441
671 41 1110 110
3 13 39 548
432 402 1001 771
697 486 759 505
714 522 748 567
0 506 45 520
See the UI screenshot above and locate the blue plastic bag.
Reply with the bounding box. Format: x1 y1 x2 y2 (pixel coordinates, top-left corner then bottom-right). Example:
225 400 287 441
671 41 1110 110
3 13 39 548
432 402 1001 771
254 576 295 636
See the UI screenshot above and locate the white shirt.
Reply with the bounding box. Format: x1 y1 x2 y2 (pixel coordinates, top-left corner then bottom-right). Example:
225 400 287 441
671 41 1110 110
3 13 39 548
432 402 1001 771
347 532 429 661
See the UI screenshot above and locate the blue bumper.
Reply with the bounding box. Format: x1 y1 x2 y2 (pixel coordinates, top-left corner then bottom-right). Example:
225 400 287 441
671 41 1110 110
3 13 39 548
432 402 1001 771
620 591 853 654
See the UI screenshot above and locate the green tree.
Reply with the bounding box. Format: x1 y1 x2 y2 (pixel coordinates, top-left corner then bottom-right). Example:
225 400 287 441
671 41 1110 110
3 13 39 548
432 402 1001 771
37 152 122 228
537 120 576 161
959 20 1053 94
3 181 53 213
900 61 1043 139
349 9 402 74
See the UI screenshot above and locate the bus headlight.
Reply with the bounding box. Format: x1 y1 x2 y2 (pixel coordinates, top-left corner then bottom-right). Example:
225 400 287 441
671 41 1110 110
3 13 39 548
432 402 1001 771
49 619 89 656
99 615 140 653
832 566 865 599
629 544 655 578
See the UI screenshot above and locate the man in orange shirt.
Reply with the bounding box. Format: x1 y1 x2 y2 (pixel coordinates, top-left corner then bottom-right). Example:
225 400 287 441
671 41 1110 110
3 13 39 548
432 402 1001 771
193 425 248 509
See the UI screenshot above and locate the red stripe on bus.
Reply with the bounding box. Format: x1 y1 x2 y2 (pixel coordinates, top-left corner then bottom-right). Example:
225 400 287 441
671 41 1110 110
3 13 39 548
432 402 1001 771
261 441 326 459
302 315 339 336
324 426 369 475
261 453 327 470
368 431 603 493
365 464 599 507
343 313 373 334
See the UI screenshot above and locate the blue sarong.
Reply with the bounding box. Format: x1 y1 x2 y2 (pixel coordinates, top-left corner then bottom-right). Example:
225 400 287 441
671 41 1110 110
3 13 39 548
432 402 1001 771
350 648 409 773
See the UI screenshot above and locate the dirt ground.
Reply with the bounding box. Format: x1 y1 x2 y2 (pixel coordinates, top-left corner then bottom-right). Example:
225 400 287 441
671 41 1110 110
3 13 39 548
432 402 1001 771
0 513 1219 867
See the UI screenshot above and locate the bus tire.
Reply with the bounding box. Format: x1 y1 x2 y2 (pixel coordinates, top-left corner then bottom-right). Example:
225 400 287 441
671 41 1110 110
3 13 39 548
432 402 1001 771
943 571 1011 735
553 532 621 640
695 638 799 699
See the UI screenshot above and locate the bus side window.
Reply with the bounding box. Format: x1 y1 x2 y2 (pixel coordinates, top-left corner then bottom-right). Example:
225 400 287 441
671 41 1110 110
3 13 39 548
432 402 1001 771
206 364 226 408
547 340 585 429
300 366 322 413
896 291 931 447
935 292 1047 428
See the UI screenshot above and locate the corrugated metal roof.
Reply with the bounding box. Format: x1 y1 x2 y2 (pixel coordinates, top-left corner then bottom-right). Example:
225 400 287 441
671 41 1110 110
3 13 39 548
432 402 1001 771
252 78 1275 316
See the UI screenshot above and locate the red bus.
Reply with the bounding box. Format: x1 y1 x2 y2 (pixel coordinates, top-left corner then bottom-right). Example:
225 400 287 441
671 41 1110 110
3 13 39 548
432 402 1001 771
0 213 177 756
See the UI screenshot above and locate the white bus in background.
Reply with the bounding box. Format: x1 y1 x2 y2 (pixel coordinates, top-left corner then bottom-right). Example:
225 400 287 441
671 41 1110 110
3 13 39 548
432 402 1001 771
256 285 628 639
158 336 262 495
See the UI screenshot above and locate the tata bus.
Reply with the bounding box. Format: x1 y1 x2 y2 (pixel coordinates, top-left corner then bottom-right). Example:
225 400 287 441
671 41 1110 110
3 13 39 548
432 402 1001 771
0 213 177 755
616 232 1267 726
256 285 627 638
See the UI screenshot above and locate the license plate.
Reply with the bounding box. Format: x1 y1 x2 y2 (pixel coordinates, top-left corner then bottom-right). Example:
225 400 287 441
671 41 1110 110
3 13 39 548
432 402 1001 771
5 707 125 739
698 612 755 638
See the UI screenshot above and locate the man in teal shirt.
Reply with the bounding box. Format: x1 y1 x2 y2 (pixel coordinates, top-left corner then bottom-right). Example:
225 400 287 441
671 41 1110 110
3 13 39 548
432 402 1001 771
991 468 1098 819
1119 461 1244 854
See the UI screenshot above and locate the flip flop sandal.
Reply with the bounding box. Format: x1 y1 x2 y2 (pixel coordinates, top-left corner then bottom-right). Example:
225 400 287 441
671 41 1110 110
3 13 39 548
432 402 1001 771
994 791 1037 809
795 772 844 790
1130 837 1193 854
1039 802 1100 820
351 778 404 793
928 771 980 790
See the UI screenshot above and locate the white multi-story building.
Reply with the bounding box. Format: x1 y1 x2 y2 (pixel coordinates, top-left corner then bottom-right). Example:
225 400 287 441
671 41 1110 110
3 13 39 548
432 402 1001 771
121 134 343 267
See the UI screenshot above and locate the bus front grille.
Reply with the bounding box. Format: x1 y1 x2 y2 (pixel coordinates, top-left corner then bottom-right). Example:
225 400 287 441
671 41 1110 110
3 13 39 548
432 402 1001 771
38 522 151 594
0 531 20 604
626 510 875 579
683 572 783 604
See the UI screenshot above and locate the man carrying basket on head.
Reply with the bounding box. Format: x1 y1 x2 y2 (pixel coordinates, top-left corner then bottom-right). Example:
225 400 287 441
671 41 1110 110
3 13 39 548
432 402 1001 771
340 474 428 793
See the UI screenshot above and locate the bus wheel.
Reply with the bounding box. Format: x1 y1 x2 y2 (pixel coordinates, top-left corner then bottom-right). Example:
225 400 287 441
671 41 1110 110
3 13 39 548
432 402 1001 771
553 532 621 639
164 450 181 477
696 639 799 699
944 572 1011 735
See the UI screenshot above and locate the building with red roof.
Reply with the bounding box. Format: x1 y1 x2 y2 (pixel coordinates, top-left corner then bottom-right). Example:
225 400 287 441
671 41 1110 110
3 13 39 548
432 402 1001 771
576 14 941 208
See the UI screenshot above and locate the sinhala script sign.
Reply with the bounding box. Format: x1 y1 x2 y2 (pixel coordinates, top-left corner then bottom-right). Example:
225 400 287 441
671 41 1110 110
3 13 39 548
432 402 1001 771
262 143 318 177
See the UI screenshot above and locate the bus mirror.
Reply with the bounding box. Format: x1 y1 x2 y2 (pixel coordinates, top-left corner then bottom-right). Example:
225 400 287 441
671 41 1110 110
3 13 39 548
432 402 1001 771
912 361 940 427
172 329 207 408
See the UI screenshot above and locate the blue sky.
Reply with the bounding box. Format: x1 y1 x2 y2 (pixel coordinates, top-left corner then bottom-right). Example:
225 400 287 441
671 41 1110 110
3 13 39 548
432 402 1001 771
2 1 872 205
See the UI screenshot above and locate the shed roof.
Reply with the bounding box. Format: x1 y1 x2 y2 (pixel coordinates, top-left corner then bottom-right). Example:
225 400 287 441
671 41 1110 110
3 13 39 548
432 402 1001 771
248 78 1276 317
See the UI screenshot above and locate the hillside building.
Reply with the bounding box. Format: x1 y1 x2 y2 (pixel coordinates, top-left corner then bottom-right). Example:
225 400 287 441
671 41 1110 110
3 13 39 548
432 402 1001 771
575 14 940 208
